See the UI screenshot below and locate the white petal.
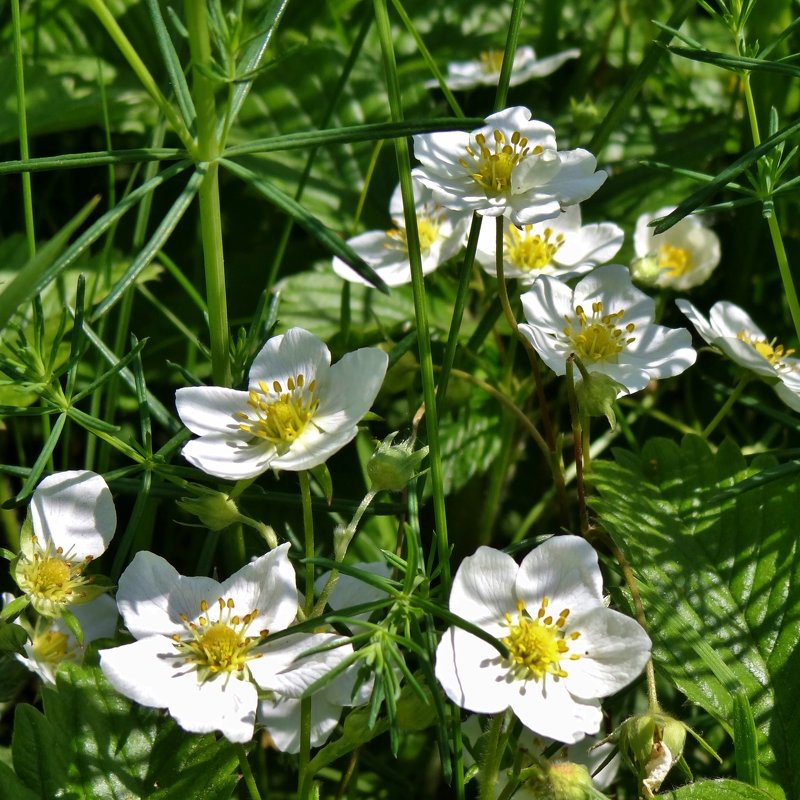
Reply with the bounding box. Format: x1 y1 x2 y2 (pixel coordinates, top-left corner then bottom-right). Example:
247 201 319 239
217 543 298 635
31 471 116 559
258 692 342 753
269 425 358 471
117 551 219 638
175 387 249 436
249 632 352 696
573 264 654 327
554 222 624 267
515 536 603 612
509 48 580 83
182 433 276 480
413 130 471 170
100 635 188 709
435 626 515 714
314 347 388 429
773 380 800 412
510 677 603 743
249 328 331 388
708 301 767 341
176 674 258 743
70 593 118 642
563 607 651 698
448 546 518 627
544 150 607 205
521 274 576 333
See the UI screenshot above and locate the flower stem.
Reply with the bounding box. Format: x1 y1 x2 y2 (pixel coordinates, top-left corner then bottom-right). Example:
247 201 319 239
373 0 451 591
701 374 750 439
479 712 506 800
566 357 589 536
236 745 263 800
298 469 315 790
11 0 34 258
185 0 231 388
84 0 194 152
740 71 800 342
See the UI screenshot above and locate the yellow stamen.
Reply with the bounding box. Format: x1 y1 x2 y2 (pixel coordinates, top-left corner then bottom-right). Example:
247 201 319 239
563 300 635 363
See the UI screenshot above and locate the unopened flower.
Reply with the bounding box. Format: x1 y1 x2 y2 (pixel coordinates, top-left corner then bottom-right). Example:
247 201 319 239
367 432 429 492
13 471 116 617
426 46 580 91
519 264 696 395
100 545 354 743
16 594 117 684
413 106 607 226
435 536 651 743
631 207 720 290
476 205 623 285
176 328 388 480
677 299 800 412
332 179 470 287
619 712 687 797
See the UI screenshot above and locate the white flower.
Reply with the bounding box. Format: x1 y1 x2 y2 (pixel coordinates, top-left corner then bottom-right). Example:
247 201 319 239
475 205 623 285
518 264 696 394
435 536 651 744
257 632 367 753
676 299 800 412
13 471 117 617
631 206 721 290
412 106 607 226
100 545 353 743
17 594 118 685
332 179 470 287
257 562 392 752
176 327 388 480
426 46 581 90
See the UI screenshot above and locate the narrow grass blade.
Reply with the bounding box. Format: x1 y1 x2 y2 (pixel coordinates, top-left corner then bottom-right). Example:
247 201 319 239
221 158 388 292
146 0 196 133
668 45 800 78
12 412 67 505
0 148 185 176
653 114 800 232
0 196 99 332
91 168 203 319
221 118 482 159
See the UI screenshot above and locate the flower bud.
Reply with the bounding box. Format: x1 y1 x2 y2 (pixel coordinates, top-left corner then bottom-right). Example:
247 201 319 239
619 712 686 795
575 372 625 428
520 761 595 800
177 490 241 531
367 432 428 493
630 255 661 287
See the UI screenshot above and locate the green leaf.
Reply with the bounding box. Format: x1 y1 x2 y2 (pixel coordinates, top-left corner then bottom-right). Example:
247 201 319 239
0 197 99 332
0 622 28 654
667 46 800 79
590 435 800 799
11 705 70 800
0 760 39 800
663 779 778 799
35 663 239 800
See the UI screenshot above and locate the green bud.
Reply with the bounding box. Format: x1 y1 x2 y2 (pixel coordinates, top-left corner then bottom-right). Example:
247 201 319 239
630 256 661 287
575 372 625 428
570 96 601 132
177 490 241 532
367 432 429 493
618 712 686 795
520 761 595 800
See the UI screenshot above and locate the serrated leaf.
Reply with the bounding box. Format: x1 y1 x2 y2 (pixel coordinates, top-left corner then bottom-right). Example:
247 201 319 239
663 779 778 799
38 663 239 800
11 705 70 800
590 435 800 799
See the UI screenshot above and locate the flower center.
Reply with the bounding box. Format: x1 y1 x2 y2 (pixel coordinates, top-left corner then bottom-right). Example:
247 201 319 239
173 598 266 680
386 213 442 255
479 50 504 74
505 225 565 272
236 374 320 452
736 330 796 369
31 628 73 666
501 598 581 681
460 129 542 196
658 243 691 276
563 301 636 363
17 539 93 608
